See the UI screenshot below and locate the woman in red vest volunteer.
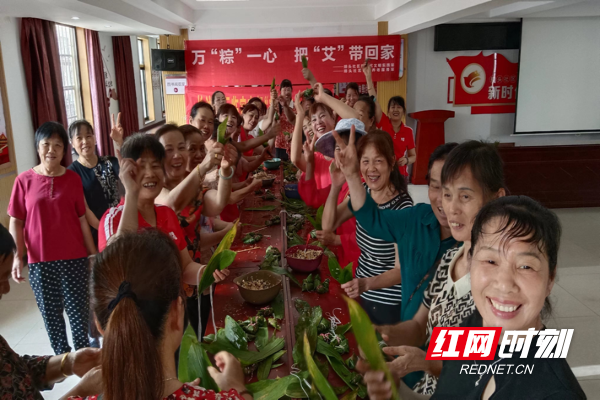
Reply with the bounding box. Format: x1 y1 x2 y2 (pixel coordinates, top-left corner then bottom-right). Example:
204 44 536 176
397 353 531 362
363 62 416 179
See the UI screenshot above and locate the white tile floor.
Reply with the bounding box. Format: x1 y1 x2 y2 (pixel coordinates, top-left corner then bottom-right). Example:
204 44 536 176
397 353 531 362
1 185 599 399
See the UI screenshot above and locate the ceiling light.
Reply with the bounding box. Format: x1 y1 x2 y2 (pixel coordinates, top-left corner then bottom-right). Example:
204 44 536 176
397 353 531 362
105 25 111 28
72 16 80 20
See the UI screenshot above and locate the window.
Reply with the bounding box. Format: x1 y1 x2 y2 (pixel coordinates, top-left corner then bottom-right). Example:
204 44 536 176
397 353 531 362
137 38 150 121
56 24 84 126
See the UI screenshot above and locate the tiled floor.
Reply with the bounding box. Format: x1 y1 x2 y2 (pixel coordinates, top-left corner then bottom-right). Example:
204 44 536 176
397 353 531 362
1 185 599 399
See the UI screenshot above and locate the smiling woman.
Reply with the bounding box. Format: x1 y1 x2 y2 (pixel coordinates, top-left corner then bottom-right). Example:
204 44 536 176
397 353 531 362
8 121 97 355
430 196 586 400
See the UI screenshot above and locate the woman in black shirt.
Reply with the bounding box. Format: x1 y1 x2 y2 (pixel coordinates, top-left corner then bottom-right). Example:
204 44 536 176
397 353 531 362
362 196 586 399
68 119 123 245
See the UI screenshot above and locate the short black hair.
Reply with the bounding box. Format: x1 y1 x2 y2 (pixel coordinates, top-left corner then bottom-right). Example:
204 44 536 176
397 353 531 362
68 120 94 140
248 97 267 114
441 140 505 196
469 196 561 318
121 133 165 165
346 82 360 94
426 142 459 182
154 123 181 142
387 96 406 112
211 91 225 104
0 223 16 260
179 124 202 140
356 95 376 119
35 121 69 150
323 88 333 97
280 79 292 90
190 101 215 121
470 195 561 278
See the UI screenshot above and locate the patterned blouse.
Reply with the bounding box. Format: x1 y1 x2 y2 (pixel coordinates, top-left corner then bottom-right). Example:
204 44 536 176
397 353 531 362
414 245 475 395
0 334 52 399
68 384 245 400
275 104 295 152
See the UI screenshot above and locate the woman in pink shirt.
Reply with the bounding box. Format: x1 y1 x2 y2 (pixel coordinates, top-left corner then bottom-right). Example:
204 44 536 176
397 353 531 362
8 122 97 355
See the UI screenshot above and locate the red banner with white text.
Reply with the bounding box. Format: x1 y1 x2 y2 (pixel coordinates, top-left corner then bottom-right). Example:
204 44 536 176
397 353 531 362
185 36 401 87
184 84 335 119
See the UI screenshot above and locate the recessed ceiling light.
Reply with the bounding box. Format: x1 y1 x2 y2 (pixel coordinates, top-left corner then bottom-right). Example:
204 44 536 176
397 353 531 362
72 16 80 20
105 25 111 28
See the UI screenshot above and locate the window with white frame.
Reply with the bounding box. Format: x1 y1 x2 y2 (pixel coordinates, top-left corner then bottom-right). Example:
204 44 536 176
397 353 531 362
55 24 84 126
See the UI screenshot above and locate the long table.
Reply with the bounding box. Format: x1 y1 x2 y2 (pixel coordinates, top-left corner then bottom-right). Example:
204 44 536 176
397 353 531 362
206 164 359 389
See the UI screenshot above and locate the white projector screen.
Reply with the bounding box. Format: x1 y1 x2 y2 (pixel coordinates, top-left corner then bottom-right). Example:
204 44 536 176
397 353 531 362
515 17 600 135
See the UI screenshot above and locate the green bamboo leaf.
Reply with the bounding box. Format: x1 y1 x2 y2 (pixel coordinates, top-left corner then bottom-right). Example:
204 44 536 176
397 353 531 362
305 214 318 230
255 326 269 351
244 206 278 211
187 342 220 392
345 297 398 398
335 323 352 336
271 292 284 319
204 329 284 366
271 77 276 91
217 117 229 144
225 316 248 350
316 205 324 230
178 325 196 382
328 257 353 285
304 334 338 400
316 339 367 398
292 305 322 369
219 249 237 270
301 55 308 68
198 222 238 293
257 356 273 380
247 375 298 400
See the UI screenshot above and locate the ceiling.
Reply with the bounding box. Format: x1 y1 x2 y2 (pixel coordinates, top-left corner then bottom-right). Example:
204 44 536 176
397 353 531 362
0 0 597 37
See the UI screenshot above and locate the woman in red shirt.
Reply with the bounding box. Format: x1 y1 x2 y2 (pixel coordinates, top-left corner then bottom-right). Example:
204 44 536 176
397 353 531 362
362 62 416 178
64 230 249 400
98 133 228 287
8 122 97 355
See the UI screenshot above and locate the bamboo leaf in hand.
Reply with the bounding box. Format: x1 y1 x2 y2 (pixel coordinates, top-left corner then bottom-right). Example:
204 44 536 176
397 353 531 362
198 220 238 293
344 296 398 398
217 117 229 144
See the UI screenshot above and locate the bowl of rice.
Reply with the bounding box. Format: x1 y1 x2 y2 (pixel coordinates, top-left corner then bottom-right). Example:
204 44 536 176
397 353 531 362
285 245 324 273
234 270 282 305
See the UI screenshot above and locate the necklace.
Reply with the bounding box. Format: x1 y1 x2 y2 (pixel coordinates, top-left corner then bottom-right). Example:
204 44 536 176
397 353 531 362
163 377 178 383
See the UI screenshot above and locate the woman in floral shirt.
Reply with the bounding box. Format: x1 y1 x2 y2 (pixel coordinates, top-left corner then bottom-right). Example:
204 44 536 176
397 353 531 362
64 230 250 400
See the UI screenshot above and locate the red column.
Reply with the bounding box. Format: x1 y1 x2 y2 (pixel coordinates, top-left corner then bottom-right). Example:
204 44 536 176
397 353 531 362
408 110 455 185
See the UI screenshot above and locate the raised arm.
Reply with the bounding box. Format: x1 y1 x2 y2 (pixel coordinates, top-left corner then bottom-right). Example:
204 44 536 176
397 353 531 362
240 150 269 174
362 62 382 123
110 112 124 157
290 90 307 171
259 89 278 132
313 82 360 120
159 143 230 213
321 163 353 232
115 159 142 237
302 67 318 87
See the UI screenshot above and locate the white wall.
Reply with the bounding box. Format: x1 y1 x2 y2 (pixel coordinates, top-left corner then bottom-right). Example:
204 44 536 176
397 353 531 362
406 26 600 146
0 17 36 173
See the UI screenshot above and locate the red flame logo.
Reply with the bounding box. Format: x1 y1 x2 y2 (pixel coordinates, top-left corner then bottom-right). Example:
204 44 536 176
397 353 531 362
463 71 481 88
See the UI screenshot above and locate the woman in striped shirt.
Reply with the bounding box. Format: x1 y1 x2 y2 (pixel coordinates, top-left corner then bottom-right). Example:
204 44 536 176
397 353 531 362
322 131 413 324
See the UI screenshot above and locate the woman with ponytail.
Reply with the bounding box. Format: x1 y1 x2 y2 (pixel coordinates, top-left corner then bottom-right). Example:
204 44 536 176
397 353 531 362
65 230 250 400
321 130 413 325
